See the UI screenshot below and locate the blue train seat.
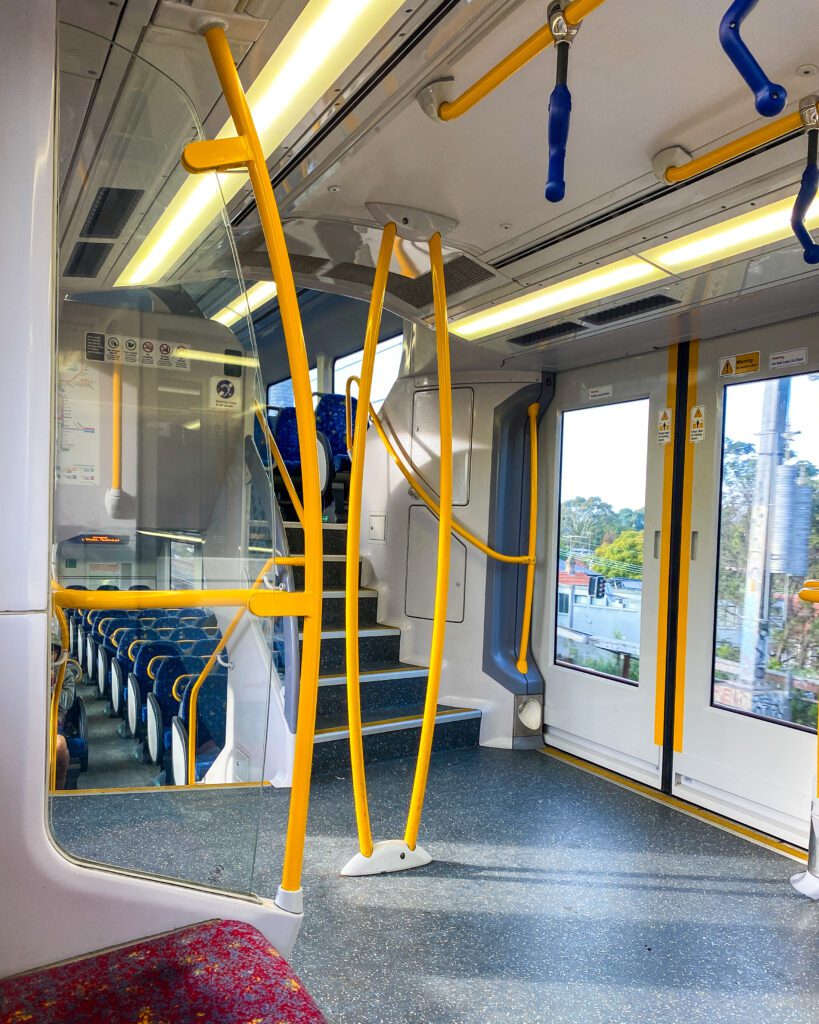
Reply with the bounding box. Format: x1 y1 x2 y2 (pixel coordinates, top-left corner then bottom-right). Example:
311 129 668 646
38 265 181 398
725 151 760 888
315 393 354 473
145 647 224 766
126 640 180 739
171 664 229 784
93 611 134 696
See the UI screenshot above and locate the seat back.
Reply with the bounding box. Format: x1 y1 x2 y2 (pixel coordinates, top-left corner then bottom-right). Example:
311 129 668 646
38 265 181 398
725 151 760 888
315 393 354 459
273 406 300 464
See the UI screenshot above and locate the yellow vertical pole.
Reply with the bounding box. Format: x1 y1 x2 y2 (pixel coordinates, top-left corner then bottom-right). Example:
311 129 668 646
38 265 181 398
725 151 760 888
404 233 452 851
195 27 323 899
346 223 397 859
111 362 122 491
50 604 69 790
515 403 540 675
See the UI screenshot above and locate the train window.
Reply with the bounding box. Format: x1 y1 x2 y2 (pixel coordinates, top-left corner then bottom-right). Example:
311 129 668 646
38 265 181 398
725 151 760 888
267 367 318 408
712 373 819 730
555 400 649 684
332 334 402 410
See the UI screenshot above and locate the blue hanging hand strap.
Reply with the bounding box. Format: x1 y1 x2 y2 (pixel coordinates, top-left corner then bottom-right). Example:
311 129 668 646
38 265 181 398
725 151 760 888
546 47 572 203
720 0 787 117
792 126 819 265
545 3 579 204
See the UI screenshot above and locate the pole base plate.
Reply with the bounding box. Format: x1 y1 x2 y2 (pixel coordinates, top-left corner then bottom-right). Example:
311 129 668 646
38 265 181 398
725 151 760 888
341 839 432 877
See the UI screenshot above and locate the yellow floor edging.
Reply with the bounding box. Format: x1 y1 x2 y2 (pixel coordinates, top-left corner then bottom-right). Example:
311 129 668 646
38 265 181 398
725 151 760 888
540 745 808 863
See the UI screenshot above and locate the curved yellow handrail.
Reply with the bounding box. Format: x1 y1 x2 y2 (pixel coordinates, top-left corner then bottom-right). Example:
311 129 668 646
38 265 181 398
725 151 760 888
173 673 195 702
404 232 453 851
437 0 607 122
348 381 533 567
254 402 304 525
346 222 397 860
52 582 308 619
183 27 324 896
49 604 70 790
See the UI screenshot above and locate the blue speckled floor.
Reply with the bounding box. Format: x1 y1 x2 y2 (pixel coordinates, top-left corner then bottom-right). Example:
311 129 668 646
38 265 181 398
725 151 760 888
51 748 819 1023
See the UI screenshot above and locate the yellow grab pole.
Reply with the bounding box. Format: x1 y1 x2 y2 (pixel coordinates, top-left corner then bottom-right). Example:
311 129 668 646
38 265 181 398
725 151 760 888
437 0 607 122
254 402 305 524
515 403 540 675
183 27 323 897
49 604 70 790
52 582 308 617
664 109 807 184
111 362 122 490
365 398 532 566
346 223 397 859
404 232 452 851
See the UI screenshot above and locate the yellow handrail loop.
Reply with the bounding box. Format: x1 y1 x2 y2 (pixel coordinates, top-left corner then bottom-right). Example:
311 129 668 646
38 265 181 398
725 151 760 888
180 26 323 902
345 222 397 860
49 603 70 790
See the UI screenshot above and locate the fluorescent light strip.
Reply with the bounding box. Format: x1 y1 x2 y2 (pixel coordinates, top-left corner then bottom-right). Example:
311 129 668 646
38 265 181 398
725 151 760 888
116 0 406 288
211 280 278 328
451 258 667 340
451 193 819 341
137 530 204 544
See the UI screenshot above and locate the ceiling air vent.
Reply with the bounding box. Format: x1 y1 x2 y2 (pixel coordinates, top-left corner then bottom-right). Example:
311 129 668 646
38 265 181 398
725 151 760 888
509 321 586 346
580 293 680 326
64 241 112 278
331 254 496 310
81 187 143 239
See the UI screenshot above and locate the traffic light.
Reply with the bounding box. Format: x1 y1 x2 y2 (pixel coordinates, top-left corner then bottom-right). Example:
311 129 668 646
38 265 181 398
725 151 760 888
588 575 606 599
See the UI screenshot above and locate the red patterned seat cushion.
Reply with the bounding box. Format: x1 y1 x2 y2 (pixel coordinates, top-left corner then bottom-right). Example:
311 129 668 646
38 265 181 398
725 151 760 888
0 919 326 1024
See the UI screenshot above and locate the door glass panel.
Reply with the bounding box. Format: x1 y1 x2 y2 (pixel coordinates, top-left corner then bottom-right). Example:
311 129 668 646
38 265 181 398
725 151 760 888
712 373 819 730
48 26 291 898
555 400 649 683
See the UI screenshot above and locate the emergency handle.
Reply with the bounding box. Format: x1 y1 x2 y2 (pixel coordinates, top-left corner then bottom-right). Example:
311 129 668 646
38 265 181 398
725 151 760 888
719 0 787 117
792 130 819 265
545 79 571 202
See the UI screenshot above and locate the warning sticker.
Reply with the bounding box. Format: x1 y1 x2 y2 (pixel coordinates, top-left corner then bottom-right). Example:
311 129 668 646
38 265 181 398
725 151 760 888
587 384 613 401
770 347 807 370
719 352 760 377
82 332 190 371
657 407 672 445
690 404 705 444
210 376 242 411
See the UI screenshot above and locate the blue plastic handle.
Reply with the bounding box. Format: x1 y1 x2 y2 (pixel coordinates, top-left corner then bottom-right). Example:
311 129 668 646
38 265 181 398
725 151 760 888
545 82 571 203
791 148 819 265
719 0 787 117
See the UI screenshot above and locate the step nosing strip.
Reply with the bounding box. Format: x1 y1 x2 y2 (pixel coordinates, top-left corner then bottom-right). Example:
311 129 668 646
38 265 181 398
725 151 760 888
318 667 429 686
314 708 481 742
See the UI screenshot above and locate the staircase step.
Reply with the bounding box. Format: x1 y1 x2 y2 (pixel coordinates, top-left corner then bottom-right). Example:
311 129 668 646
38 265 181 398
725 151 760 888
317 664 429 720
285 521 346 555
312 706 482 775
301 626 401 675
291 555 347 590
308 590 378 630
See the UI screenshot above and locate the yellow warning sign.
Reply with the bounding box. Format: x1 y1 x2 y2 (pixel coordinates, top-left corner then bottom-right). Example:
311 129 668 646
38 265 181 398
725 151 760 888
657 407 672 445
719 352 759 377
690 405 705 444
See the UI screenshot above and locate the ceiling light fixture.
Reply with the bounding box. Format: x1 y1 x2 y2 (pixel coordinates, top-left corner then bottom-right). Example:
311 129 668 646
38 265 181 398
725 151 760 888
451 192 819 341
211 280 278 328
116 0 406 288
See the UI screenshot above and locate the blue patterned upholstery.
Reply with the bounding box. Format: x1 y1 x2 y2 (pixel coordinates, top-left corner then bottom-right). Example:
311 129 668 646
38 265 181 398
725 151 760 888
316 394 354 472
152 654 205 729
179 663 229 778
131 641 180 703
274 407 301 468
113 627 156 678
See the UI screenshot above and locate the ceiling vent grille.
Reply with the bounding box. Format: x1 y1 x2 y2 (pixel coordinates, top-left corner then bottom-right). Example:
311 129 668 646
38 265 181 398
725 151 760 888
509 321 586 346
81 187 143 239
330 254 496 310
64 241 112 278
580 293 680 326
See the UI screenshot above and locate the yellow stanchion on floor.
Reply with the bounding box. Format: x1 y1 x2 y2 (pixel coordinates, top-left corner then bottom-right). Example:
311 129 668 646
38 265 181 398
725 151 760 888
341 232 452 877
344 222 397 862
180 25 323 913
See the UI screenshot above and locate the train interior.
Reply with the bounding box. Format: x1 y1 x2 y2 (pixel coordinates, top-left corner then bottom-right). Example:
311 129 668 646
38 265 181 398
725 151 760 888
3 0 819 1021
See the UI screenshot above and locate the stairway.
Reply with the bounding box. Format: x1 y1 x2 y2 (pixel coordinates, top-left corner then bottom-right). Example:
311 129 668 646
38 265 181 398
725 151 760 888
284 521 481 774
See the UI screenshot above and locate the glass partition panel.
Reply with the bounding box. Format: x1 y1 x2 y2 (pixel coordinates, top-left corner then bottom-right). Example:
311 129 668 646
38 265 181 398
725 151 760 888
555 400 649 684
49 26 291 898
712 373 819 730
